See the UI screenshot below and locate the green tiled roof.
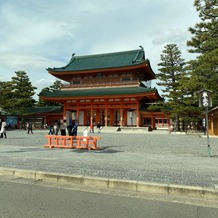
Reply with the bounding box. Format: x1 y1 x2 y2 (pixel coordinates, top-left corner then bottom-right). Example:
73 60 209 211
27 106 62 113
47 47 148 72
41 86 158 98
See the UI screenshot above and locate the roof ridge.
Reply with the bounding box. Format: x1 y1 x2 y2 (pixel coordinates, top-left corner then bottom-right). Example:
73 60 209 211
74 48 142 59
47 46 148 72
132 46 144 63
48 48 143 70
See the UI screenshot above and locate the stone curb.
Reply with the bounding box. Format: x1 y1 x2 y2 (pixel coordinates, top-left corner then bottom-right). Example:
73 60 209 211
1 167 218 201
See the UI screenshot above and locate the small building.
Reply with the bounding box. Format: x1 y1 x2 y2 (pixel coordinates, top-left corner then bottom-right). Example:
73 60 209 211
40 47 169 129
25 106 63 129
208 106 218 136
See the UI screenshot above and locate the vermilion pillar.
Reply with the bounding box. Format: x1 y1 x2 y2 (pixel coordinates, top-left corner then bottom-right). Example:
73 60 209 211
120 100 123 127
104 100 108 126
90 100 93 125
136 98 139 127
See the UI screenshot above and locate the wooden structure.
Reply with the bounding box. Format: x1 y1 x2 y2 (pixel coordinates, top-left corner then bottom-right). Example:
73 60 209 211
25 106 63 129
45 135 101 150
40 47 169 129
208 106 218 136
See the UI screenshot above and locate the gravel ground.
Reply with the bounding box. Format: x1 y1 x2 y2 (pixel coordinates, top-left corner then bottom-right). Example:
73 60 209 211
0 129 218 189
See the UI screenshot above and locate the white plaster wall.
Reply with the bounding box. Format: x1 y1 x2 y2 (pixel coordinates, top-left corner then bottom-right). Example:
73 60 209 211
66 111 72 125
79 111 84 125
127 111 137 126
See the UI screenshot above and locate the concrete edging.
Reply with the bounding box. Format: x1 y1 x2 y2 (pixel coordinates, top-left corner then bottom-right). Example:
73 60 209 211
0 167 218 201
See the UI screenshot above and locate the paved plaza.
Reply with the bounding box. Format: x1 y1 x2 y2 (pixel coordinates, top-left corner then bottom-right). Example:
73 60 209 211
0 128 218 189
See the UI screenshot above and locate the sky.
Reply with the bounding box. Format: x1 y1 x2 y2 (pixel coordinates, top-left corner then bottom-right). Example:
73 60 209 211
0 0 200 99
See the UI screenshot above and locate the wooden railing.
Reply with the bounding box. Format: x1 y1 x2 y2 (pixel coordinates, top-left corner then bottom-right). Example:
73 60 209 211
44 135 102 150
62 80 139 89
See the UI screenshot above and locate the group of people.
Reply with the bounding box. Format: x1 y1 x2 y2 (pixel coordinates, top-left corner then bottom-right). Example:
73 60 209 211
0 120 34 138
0 119 7 139
47 120 102 136
48 120 78 136
90 122 101 133
0 119 102 139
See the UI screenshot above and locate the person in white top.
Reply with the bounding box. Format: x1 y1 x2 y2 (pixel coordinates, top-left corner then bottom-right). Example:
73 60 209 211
0 119 7 139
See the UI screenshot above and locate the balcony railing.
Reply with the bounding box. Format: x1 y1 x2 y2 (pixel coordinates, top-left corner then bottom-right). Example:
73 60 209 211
62 80 139 89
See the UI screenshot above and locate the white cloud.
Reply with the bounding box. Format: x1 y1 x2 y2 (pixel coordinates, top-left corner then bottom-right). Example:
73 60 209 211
0 0 200 98
152 28 189 45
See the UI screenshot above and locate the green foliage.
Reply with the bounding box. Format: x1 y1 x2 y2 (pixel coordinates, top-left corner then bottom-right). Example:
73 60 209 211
153 1 218 130
0 81 6 107
157 44 186 100
156 44 187 112
37 80 63 106
49 80 62 92
0 71 36 115
187 0 218 105
152 44 201 130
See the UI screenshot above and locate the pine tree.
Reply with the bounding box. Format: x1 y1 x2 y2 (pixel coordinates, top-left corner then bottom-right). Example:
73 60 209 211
0 81 6 108
49 80 62 92
155 44 198 131
0 71 36 115
157 44 186 100
187 0 218 105
37 80 62 106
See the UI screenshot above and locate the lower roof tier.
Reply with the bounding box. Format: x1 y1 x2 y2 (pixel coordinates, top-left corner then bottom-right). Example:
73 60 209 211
40 86 162 102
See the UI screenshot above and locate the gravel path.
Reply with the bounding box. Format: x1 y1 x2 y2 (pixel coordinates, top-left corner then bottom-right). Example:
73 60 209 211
0 129 218 189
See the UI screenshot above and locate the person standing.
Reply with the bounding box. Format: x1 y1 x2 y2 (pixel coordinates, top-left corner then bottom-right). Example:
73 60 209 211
60 120 67 136
72 122 78 136
67 121 73 136
27 122 33 134
0 119 7 138
97 122 101 133
90 123 94 133
0 121 1 139
48 123 54 135
53 120 60 135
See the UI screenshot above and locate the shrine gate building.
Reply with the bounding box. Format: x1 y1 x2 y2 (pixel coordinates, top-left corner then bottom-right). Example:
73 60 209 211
40 47 169 129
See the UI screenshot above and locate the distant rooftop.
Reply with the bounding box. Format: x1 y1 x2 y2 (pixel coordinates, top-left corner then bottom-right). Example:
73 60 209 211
27 106 62 114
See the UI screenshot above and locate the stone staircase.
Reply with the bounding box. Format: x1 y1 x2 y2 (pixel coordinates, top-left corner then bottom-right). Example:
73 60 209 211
78 126 151 133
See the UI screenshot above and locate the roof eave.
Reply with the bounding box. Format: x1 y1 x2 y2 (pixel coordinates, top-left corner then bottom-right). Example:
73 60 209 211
47 61 148 73
47 61 156 81
40 88 161 102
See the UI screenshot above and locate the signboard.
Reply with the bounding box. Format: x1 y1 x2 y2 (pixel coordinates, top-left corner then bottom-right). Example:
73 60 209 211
198 89 212 108
198 89 212 157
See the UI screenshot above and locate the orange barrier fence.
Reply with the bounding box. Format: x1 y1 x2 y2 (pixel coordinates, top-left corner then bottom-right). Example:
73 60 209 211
45 135 77 149
45 135 102 150
76 136 101 150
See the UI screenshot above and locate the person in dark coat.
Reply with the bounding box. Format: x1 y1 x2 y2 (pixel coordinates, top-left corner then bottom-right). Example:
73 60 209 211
97 122 101 133
27 122 33 134
72 123 78 136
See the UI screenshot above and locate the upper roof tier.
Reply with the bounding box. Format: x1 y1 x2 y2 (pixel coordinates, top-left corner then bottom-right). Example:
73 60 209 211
47 46 156 81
